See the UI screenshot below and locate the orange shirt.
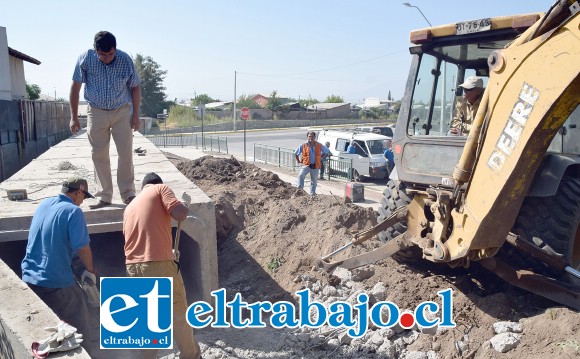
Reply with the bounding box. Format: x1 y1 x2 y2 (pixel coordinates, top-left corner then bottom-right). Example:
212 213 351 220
123 184 181 264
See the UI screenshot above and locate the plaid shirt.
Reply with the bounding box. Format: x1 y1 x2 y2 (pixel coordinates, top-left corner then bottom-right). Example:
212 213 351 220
72 49 141 110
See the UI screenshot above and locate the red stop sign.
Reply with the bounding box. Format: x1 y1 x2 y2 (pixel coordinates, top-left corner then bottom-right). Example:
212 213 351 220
240 107 250 120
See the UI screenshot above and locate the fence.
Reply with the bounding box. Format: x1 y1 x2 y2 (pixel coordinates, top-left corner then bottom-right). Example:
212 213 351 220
252 143 353 181
0 100 71 182
146 133 228 153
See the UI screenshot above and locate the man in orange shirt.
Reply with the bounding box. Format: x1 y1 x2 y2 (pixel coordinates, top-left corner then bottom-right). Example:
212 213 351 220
123 172 200 359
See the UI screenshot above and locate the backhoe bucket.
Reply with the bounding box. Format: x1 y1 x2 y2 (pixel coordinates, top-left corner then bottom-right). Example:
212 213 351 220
313 207 409 272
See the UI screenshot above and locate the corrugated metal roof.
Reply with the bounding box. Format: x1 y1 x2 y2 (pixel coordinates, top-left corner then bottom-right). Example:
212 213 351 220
8 47 41 65
307 102 350 110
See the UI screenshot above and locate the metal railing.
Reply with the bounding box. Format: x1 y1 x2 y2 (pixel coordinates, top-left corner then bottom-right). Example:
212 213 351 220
327 156 353 181
253 144 297 168
253 143 353 181
146 133 228 153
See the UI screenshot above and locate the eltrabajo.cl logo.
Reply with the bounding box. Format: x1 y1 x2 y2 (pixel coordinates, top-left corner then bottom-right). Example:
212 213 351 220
100 277 173 349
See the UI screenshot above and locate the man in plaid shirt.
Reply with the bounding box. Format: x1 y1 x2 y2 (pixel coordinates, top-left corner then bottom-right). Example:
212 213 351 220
69 31 141 209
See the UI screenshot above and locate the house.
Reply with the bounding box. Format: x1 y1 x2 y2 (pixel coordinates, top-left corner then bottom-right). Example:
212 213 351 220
251 93 290 108
306 102 351 118
355 97 395 111
281 102 301 111
203 101 232 111
0 26 41 101
252 94 269 107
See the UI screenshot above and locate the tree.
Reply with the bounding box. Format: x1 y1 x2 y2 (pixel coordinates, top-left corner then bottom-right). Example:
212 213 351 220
26 83 41 100
324 95 343 103
192 94 215 106
237 94 262 109
392 100 402 114
388 90 392 101
266 90 283 111
298 96 319 109
133 54 167 117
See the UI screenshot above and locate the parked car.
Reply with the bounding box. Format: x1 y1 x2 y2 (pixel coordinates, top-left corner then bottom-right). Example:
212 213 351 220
317 129 390 181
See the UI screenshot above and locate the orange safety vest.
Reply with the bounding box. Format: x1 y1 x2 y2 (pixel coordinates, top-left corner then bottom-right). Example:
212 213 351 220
301 142 322 169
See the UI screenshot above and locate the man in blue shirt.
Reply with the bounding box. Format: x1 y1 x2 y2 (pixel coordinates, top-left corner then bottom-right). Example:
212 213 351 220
69 31 141 209
22 176 95 335
347 142 358 154
295 131 331 195
383 139 395 174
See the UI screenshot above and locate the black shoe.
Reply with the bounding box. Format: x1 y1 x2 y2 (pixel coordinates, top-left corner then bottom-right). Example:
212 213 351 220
89 200 111 210
124 196 136 205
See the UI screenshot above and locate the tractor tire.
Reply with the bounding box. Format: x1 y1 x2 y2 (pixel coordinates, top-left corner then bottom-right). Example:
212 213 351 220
377 179 421 261
510 176 580 277
377 179 412 242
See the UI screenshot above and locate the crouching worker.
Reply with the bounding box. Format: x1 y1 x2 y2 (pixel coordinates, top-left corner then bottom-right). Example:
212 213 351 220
123 172 201 359
21 176 95 335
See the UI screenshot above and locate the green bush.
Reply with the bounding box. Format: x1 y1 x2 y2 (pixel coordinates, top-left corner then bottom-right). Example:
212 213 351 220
167 105 229 128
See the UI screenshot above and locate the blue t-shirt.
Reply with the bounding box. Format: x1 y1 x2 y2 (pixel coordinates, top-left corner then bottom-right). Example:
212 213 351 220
21 194 90 288
347 144 356 154
384 148 394 163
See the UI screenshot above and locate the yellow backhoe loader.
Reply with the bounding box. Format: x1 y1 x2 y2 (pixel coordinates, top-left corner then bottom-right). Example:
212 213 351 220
317 0 580 310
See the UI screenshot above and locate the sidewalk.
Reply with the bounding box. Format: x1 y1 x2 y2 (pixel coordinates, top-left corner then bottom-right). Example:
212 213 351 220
162 147 385 211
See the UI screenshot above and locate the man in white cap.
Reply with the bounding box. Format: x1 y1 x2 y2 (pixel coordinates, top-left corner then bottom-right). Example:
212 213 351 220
450 75 484 135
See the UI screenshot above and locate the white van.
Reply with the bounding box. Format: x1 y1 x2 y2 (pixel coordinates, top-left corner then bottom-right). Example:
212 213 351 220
353 126 394 138
317 129 390 181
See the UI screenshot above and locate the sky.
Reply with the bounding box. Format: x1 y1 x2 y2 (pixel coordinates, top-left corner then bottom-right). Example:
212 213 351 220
2 1 548 105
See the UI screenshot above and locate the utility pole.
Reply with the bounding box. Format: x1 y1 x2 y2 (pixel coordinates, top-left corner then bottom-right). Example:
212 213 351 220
233 70 237 131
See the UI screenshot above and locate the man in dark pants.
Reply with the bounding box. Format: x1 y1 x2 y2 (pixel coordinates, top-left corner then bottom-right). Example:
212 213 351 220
319 141 331 180
21 176 95 335
69 31 141 209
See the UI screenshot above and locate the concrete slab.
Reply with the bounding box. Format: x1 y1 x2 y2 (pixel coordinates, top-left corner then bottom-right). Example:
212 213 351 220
0 259 91 358
0 130 218 304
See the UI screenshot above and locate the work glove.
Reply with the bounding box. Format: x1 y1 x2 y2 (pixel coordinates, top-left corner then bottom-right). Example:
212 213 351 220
80 270 100 309
32 332 83 358
43 321 77 342
81 270 96 286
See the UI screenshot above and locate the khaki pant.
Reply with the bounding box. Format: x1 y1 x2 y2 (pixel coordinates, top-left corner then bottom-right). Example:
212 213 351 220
126 261 201 359
87 104 135 203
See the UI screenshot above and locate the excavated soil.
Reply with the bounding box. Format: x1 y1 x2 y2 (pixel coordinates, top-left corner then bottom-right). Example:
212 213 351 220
169 154 579 359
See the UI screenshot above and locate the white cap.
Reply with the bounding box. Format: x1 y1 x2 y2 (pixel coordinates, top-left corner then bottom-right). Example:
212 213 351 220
459 76 483 89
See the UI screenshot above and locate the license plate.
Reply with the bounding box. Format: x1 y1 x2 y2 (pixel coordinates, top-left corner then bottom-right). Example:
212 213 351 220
456 18 492 35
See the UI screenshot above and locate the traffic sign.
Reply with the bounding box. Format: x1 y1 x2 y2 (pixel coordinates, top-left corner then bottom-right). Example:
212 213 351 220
240 107 250 120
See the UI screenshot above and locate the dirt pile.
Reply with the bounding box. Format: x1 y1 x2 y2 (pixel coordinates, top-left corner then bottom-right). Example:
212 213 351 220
176 155 378 303
170 154 579 359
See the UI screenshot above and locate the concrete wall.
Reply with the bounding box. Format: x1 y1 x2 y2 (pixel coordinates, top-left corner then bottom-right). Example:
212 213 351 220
0 99 70 182
197 107 357 121
0 131 217 357
0 27 11 101
0 258 91 358
9 56 26 100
